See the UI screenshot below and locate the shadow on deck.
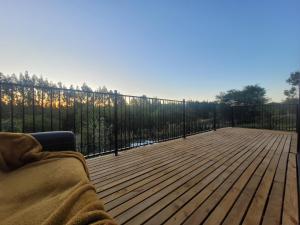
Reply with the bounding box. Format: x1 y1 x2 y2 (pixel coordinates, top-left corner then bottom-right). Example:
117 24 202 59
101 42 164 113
87 128 299 225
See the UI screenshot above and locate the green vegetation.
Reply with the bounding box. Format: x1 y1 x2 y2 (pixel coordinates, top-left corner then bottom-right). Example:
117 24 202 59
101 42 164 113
284 71 300 104
216 85 268 105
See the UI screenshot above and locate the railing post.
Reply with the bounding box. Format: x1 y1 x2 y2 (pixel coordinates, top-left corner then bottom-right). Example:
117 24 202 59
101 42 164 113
114 90 119 156
183 99 186 138
231 106 234 127
213 104 216 131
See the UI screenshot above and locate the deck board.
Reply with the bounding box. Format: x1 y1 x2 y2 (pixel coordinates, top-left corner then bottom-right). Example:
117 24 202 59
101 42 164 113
87 128 299 225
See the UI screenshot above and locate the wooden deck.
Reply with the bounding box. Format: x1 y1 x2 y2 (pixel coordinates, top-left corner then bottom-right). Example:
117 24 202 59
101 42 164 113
87 128 299 225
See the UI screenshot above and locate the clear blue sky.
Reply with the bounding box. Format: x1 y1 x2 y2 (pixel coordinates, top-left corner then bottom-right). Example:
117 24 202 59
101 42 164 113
0 0 299 102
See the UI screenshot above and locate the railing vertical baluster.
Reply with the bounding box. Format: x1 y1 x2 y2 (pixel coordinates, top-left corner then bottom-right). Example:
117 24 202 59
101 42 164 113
114 90 118 156
171 101 173 138
122 97 124 148
169 101 173 139
125 96 128 149
293 104 295 131
290 104 292 131
92 92 95 155
150 99 152 142
128 97 131 148
139 98 142 146
213 103 216 131
146 98 148 142
110 95 113 152
157 100 159 141
145 99 151 144
269 105 272 129
183 99 186 138
261 105 265 129
103 95 107 152
10 84 14 132
163 100 165 139
58 90 61 130
297 103 300 153
159 99 161 141
65 91 69 130
163 100 166 140
160 100 163 140
142 97 145 145
231 106 234 127
173 101 175 137
120 96 122 149
80 96 83 152
41 89 44 132
86 93 89 155
50 88 53 131
161 99 163 140
22 86 25 132
32 86 35 132
186 102 188 134
156 99 158 142
98 94 101 153
288 104 290 131
73 91 76 134
132 97 135 146
133 97 136 146
287 104 289 131
254 105 256 129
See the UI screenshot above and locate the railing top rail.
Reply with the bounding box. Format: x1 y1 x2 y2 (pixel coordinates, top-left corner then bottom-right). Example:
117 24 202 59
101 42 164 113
0 81 185 103
118 93 183 103
0 81 114 96
1 81 297 106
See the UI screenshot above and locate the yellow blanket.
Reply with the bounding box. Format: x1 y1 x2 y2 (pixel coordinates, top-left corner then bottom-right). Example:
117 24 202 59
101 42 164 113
0 132 117 225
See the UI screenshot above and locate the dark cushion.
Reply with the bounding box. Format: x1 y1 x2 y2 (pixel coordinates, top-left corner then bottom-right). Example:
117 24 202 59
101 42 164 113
30 131 76 151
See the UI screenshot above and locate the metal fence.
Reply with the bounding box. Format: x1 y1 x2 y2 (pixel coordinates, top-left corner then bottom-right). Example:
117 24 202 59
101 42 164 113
0 82 216 157
231 104 297 131
0 82 297 157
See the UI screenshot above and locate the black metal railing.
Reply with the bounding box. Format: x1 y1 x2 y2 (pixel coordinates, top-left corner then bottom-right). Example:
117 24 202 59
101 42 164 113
0 82 216 157
231 104 297 131
0 82 298 157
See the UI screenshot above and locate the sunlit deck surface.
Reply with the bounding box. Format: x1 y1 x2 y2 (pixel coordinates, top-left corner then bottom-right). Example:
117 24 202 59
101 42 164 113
87 128 299 225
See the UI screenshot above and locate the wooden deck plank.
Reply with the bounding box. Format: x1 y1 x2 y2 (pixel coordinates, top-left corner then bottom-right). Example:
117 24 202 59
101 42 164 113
86 128 299 225
282 153 299 225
